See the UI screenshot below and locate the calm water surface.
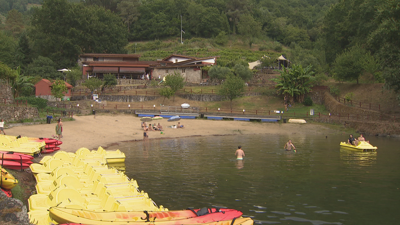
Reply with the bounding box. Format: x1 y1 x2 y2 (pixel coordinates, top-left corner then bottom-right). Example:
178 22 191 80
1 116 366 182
115 133 400 225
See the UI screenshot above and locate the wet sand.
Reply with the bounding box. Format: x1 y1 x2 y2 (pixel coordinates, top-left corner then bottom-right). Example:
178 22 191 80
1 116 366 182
6 115 334 152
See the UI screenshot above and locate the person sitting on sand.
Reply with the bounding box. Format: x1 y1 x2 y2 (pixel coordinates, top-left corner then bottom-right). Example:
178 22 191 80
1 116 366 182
177 122 184 128
152 123 158 130
284 140 296 151
157 123 163 131
235 146 245 160
148 124 154 131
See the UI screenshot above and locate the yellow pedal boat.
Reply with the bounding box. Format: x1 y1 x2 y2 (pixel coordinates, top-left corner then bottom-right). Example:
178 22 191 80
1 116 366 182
340 141 377 151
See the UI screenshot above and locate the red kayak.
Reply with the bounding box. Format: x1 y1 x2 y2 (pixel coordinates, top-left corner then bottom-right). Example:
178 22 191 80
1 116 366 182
56 141 63 145
1 188 12 197
31 138 58 144
46 144 57 148
50 207 243 225
41 149 56 154
53 147 61 151
0 160 30 170
0 152 34 162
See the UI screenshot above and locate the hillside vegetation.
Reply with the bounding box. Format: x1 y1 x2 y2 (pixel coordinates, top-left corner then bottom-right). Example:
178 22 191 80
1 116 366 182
0 0 399 108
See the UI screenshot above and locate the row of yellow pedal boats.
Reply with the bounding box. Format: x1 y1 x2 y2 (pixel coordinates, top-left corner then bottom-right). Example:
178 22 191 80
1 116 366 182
28 147 253 225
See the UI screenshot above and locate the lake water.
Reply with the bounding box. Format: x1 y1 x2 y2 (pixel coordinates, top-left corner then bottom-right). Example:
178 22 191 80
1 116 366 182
116 133 400 225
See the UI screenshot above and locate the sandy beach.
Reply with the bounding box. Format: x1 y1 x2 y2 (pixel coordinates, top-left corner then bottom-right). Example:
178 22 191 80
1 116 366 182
6 114 335 152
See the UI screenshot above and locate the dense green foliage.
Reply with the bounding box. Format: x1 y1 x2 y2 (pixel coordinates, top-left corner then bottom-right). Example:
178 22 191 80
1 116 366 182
15 96 48 109
50 79 68 100
163 72 185 102
1 0 400 103
273 64 315 103
83 78 103 93
159 87 174 104
208 66 232 81
102 74 118 91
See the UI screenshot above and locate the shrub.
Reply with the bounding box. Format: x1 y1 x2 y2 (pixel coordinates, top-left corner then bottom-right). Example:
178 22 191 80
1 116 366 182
15 96 48 109
303 96 313 106
329 86 340 97
344 92 354 102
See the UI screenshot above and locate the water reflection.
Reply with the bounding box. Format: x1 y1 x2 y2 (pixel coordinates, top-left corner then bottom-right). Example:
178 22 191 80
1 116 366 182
339 148 377 167
235 159 244 169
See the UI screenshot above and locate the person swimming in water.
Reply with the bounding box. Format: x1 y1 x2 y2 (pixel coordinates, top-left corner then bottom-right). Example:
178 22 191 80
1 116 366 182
235 146 245 160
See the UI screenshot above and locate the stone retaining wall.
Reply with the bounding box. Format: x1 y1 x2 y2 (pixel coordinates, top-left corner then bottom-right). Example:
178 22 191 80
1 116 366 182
71 95 158 102
0 106 39 121
0 83 13 103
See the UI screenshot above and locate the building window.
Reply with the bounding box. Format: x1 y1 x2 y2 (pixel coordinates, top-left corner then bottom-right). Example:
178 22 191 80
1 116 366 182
93 57 99 61
166 69 169 73
175 59 178 63
182 69 186 73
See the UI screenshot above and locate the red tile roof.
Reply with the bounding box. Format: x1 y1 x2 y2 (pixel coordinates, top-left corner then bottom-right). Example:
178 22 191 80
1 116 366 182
80 53 141 58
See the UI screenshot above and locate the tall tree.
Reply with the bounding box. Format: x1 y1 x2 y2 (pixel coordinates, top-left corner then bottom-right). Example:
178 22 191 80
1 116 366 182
4 9 25 37
368 0 400 101
0 31 16 67
30 0 128 68
26 56 61 80
333 45 378 84
15 32 32 73
117 0 140 33
218 74 245 110
237 14 261 47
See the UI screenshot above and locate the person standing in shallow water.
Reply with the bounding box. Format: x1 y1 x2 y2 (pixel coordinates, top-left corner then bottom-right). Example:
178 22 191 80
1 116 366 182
235 146 245 160
284 140 296 151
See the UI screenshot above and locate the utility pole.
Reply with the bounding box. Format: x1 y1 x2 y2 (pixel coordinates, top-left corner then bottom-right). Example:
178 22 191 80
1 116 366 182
181 15 183 44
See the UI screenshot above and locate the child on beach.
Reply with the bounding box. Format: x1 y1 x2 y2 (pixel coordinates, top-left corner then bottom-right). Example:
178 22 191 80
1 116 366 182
0 119 6 135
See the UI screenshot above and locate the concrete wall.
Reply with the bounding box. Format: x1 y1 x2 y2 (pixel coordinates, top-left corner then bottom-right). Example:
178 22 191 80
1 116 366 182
152 68 201 83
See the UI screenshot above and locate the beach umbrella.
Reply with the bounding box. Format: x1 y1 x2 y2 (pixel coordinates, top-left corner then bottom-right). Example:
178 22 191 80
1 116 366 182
168 116 181 122
140 117 152 122
152 116 163 121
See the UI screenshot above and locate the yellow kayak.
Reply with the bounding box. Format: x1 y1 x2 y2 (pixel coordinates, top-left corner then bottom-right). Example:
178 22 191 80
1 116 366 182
340 141 377 151
1 166 18 190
